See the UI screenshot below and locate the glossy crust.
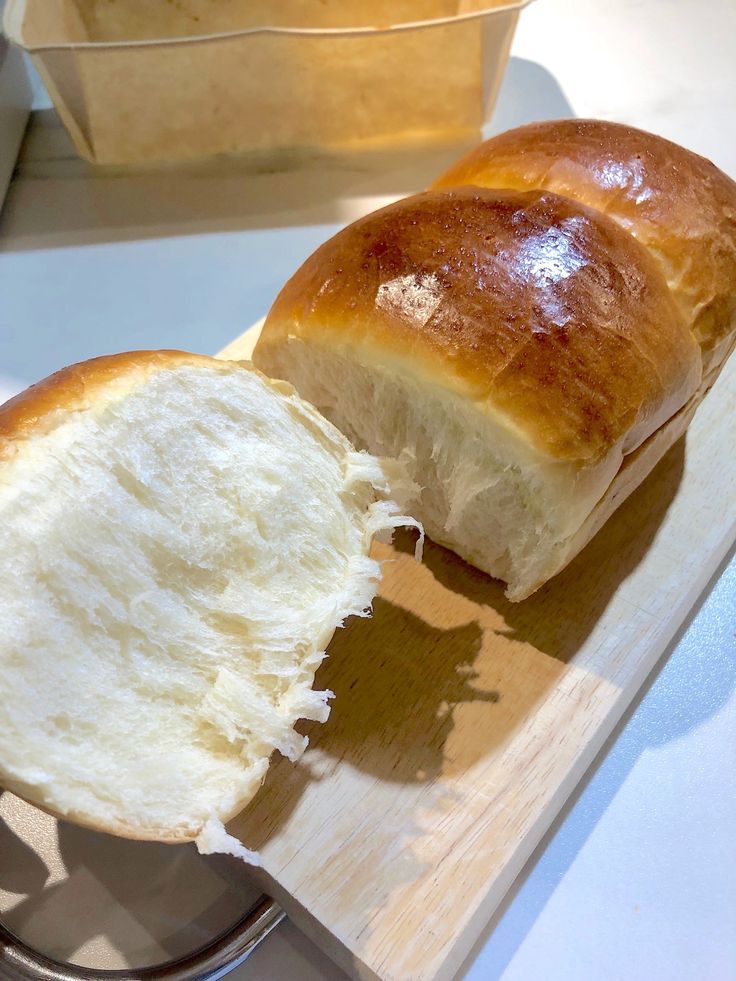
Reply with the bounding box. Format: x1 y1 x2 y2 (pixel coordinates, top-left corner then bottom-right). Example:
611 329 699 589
259 187 701 462
432 119 736 360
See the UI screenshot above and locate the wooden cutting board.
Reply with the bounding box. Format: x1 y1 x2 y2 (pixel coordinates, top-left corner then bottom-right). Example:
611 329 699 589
220 324 736 981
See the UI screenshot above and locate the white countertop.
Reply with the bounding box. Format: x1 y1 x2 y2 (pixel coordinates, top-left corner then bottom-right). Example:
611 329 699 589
1 1 734 979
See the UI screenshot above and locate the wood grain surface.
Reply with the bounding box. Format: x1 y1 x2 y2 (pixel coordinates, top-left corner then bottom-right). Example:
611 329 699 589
221 324 736 981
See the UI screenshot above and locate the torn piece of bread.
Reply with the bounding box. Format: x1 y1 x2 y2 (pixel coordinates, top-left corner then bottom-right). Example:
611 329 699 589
0 351 416 855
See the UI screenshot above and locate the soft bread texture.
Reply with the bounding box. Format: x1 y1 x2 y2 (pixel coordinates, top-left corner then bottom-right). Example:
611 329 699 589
254 121 736 599
0 351 415 853
433 119 736 372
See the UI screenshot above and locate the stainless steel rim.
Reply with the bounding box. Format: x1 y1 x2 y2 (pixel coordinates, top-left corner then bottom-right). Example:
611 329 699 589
0 895 284 981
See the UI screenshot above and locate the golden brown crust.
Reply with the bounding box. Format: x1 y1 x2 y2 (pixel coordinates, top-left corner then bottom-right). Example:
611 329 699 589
0 350 223 461
259 187 701 461
432 119 736 360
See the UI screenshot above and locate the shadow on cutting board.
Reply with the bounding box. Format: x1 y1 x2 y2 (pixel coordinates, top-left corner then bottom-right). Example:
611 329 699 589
412 438 688 666
231 438 686 867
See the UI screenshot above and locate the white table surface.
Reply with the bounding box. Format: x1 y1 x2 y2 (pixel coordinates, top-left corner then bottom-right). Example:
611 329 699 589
1 1 734 979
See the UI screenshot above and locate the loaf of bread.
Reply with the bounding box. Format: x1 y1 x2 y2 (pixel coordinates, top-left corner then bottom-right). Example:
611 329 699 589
253 119 736 600
0 351 416 855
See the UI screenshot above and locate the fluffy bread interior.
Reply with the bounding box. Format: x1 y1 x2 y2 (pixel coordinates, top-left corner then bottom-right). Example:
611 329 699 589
0 357 411 852
256 338 619 601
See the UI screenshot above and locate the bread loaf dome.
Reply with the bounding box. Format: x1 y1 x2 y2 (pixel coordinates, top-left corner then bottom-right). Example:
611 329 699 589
0 351 415 855
253 184 702 598
433 119 736 372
